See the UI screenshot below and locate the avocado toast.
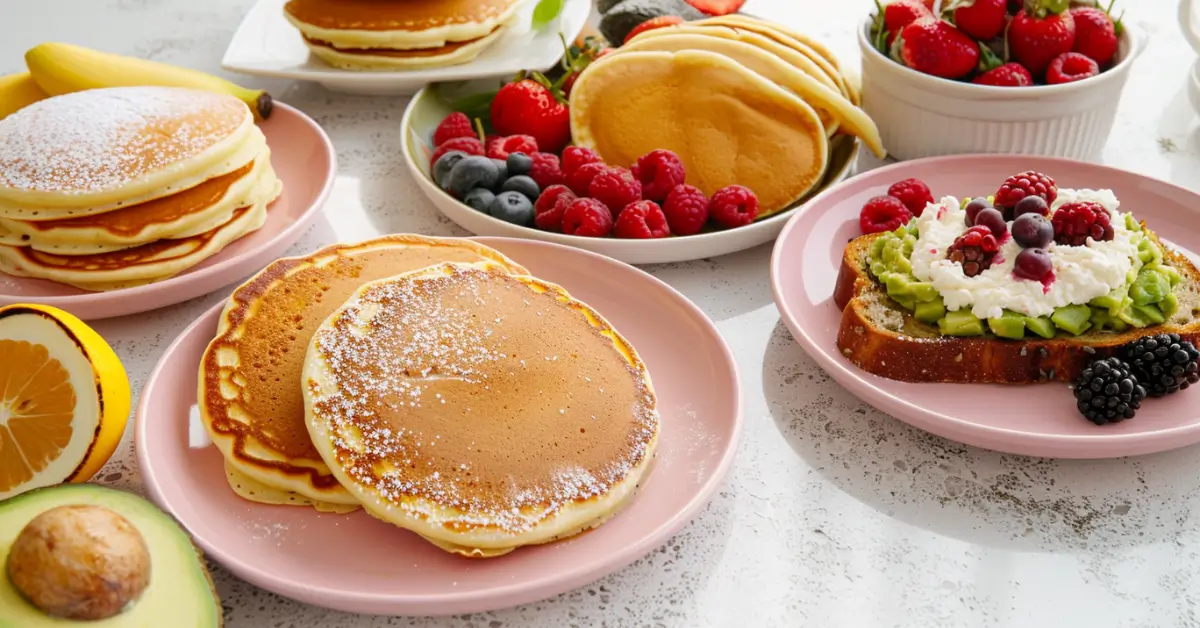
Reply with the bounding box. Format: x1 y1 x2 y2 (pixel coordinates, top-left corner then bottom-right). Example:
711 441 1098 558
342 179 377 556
835 175 1200 385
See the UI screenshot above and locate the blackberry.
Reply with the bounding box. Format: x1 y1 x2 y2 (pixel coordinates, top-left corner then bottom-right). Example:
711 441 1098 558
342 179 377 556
1121 334 1200 397
1073 358 1146 425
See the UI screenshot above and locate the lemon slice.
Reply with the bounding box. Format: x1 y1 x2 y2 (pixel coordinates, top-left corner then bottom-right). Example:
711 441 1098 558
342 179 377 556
0 304 129 501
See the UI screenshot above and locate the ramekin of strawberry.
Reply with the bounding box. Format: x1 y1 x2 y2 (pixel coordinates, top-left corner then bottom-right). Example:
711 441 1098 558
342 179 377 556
859 0 1144 161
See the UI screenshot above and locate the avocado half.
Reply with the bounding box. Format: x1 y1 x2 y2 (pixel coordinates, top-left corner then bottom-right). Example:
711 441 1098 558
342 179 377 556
0 484 222 627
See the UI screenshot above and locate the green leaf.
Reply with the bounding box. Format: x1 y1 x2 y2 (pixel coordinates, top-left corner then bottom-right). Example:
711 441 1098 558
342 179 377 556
532 0 566 30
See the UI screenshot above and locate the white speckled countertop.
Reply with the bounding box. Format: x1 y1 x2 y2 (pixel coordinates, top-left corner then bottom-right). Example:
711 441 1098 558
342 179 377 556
4 0 1200 625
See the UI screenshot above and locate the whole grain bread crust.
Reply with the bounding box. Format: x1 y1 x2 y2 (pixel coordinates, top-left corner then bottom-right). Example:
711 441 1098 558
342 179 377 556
833 230 1200 384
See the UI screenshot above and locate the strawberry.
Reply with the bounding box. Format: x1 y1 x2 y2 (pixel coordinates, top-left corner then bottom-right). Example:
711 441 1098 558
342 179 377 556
953 0 1008 41
684 0 746 16
1069 6 1119 66
899 19 980 79
881 0 932 46
490 75 571 154
625 16 684 44
1008 1 1076 78
972 62 1035 86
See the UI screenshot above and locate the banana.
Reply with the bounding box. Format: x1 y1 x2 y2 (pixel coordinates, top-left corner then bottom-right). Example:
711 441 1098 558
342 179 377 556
25 42 273 120
0 71 49 120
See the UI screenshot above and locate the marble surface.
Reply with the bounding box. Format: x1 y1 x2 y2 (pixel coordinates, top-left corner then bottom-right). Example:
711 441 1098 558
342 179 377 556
4 0 1200 626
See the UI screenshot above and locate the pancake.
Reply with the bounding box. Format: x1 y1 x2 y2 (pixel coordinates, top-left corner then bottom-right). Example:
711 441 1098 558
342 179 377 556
616 32 884 157
570 49 830 219
301 261 660 555
0 147 279 255
0 87 255 218
698 16 853 104
300 26 507 70
198 236 529 508
0 196 270 291
283 0 522 50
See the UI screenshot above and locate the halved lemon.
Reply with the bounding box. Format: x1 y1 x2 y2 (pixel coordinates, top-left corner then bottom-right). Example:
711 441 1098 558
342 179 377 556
0 304 129 501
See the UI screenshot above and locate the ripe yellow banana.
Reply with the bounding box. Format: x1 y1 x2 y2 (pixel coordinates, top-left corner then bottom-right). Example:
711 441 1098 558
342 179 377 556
0 71 49 120
25 42 273 120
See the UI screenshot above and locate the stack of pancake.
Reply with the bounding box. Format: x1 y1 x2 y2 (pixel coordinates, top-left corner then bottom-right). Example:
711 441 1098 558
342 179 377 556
199 235 660 557
0 86 281 292
569 14 887 220
283 0 522 71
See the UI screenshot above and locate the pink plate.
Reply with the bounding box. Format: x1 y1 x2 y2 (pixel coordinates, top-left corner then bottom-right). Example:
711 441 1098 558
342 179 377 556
0 102 336 321
771 155 1200 459
136 237 742 616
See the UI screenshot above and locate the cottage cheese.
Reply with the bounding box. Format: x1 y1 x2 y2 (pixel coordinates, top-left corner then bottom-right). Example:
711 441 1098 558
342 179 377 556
908 191 1141 320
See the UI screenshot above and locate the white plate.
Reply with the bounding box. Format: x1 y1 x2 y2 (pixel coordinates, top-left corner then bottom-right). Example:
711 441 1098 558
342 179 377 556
401 84 861 265
221 0 592 96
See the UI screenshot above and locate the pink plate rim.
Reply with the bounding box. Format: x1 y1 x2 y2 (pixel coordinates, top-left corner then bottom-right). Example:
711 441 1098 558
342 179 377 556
770 153 1200 458
0 102 336 319
135 235 743 613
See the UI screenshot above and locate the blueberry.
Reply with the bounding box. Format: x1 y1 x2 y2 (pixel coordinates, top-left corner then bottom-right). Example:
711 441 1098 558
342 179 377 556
433 150 468 188
500 175 541 201
507 152 533 176
463 188 496 213
443 156 500 198
489 191 535 226
491 159 509 187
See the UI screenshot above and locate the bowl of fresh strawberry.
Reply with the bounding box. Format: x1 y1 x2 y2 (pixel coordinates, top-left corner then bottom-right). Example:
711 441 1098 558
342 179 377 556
401 37 859 265
859 0 1144 161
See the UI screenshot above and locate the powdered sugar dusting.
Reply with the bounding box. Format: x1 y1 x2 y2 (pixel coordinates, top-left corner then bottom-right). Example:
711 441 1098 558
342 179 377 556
307 264 660 535
0 86 247 195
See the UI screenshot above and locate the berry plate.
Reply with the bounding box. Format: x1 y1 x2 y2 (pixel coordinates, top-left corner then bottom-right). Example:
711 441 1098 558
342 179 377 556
771 155 1200 459
221 0 591 96
402 82 860 265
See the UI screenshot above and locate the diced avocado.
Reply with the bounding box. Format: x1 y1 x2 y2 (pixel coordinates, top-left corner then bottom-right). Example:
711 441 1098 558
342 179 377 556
1162 292 1181 318
1024 316 1057 339
1051 304 1093 336
892 294 917 311
1160 264 1183 287
914 299 947 324
0 484 221 627
884 273 914 296
908 282 939 302
938 309 985 336
1133 303 1166 325
869 236 887 261
1118 303 1158 328
1137 239 1164 266
1130 268 1172 306
988 310 1026 340
1090 291 1125 316
1090 306 1112 330
1125 214 1142 232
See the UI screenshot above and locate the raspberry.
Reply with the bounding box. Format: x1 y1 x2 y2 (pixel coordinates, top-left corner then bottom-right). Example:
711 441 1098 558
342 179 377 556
859 195 913 235
947 225 1000 277
528 152 565 189
995 171 1057 218
487 135 539 160
708 185 760 229
430 137 484 167
433 112 477 147
562 198 614 237
567 162 607 196
562 146 602 177
533 185 577 232
887 178 934 216
1052 201 1114 246
614 200 671 239
589 167 643 215
1046 52 1100 85
631 149 687 202
662 184 709 236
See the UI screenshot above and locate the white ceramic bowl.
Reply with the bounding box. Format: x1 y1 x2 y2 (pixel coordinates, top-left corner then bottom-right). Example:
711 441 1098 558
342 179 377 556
1190 59 1200 119
401 84 859 265
858 18 1146 161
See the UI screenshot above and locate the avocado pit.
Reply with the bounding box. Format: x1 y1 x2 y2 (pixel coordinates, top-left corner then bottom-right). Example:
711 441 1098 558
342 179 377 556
6 504 151 621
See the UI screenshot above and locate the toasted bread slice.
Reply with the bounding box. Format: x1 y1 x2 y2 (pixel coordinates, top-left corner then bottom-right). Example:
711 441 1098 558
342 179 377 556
833 229 1200 384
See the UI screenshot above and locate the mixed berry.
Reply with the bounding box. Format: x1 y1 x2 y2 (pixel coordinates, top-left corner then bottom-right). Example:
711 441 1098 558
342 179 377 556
1075 335 1200 425
870 0 1124 87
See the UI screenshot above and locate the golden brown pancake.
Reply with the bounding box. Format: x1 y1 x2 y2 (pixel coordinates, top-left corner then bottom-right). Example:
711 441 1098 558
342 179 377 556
302 261 660 555
302 29 497 58
0 87 254 216
570 49 830 219
284 0 519 34
198 236 529 507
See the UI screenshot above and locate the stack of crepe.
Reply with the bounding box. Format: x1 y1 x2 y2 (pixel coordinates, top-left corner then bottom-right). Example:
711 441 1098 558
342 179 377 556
0 86 281 292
